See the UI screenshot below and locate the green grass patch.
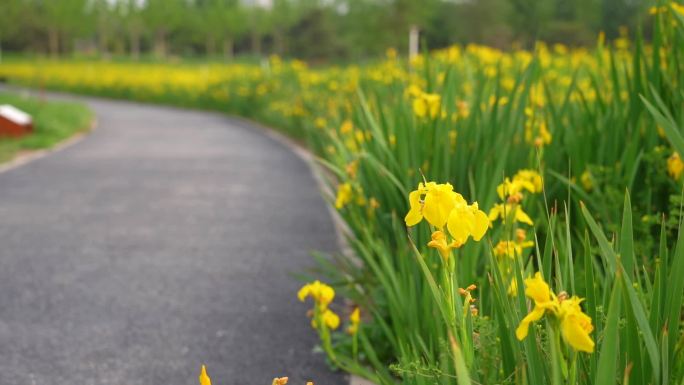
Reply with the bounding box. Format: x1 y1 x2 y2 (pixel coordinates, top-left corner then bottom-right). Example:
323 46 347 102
0 92 92 163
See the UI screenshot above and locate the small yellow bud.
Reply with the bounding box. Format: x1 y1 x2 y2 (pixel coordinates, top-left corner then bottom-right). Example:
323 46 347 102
199 365 211 385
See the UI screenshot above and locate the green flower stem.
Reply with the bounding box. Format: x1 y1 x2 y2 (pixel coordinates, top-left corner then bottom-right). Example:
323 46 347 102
315 306 337 362
352 332 359 363
569 351 577 385
548 323 563 385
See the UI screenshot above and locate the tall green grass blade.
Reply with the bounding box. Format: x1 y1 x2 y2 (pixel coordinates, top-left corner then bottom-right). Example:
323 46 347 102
640 91 684 156
449 334 472 385
619 190 637 277
664 222 684 366
580 202 617 274
594 278 622 385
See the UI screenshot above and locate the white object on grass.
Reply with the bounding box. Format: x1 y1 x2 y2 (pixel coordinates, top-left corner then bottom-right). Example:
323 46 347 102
0 104 32 125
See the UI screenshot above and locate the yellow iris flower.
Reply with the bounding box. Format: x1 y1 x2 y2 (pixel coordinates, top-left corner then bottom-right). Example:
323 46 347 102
322 309 340 330
412 92 442 118
514 169 543 193
488 203 534 225
516 273 595 353
347 307 361 335
298 280 335 310
536 121 552 146
515 273 558 340
559 297 595 353
340 120 353 134
446 201 489 244
405 182 461 228
668 152 684 181
497 178 536 200
427 230 461 259
405 182 489 250
496 170 543 199
335 183 353 209
493 239 535 259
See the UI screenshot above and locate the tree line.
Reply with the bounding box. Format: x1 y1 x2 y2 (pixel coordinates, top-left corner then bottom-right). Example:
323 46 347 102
0 0 650 62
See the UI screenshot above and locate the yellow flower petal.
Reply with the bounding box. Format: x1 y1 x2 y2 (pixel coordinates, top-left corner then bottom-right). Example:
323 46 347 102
496 178 516 199
199 365 211 385
350 307 360 323
668 152 684 180
488 204 503 222
561 312 595 352
323 309 340 330
515 306 546 340
558 296 595 352
514 206 534 225
520 240 535 248
319 285 335 307
515 169 543 192
524 272 553 306
335 183 353 209
423 183 456 228
413 98 427 117
348 307 361 335
446 203 474 243
427 230 460 259
508 277 518 296
297 284 311 302
298 280 335 308
404 190 423 226
470 204 489 241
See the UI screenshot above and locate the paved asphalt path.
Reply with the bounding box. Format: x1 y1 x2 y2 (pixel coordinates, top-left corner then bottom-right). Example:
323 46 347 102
0 91 346 385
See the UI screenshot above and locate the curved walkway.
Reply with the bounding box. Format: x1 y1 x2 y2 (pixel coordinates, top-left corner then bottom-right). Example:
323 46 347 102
0 93 345 385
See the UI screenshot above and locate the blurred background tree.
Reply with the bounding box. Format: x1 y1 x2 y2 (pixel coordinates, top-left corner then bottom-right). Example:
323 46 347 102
0 0 651 61
120 0 145 60
41 0 89 57
0 0 23 62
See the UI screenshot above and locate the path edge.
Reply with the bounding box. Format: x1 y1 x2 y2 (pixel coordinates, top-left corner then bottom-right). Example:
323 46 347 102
227 115 374 385
0 118 97 174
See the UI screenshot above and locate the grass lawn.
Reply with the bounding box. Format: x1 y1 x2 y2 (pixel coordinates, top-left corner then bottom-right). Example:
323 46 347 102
0 92 92 163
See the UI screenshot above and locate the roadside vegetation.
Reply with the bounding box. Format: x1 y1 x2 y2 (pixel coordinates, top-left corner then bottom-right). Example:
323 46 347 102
0 92 92 163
